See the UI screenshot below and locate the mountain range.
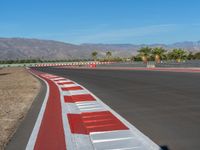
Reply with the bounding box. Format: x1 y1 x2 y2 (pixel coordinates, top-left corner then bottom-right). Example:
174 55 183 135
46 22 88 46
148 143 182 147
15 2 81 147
0 38 200 60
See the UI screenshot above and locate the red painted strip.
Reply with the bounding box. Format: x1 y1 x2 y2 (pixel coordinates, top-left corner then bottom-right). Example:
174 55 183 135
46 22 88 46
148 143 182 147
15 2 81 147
67 111 128 134
57 81 74 85
61 86 83 91
64 94 95 103
67 114 88 134
34 75 66 150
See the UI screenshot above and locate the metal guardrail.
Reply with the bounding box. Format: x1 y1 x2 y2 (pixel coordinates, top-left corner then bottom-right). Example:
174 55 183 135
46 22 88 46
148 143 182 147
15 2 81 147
0 63 37 67
0 62 88 68
0 61 113 68
97 62 147 68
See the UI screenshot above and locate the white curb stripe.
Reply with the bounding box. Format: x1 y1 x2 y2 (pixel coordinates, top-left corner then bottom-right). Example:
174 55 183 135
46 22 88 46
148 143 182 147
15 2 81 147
60 83 78 88
25 73 50 150
76 101 106 112
62 90 89 96
55 79 72 83
51 77 66 81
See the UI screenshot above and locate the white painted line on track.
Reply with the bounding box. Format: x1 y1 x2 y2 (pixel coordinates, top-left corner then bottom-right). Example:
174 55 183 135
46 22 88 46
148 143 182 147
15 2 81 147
25 72 50 150
61 90 90 96
51 77 66 81
76 101 106 113
62 103 81 114
55 79 72 83
72 134 94 150
60 83 78 88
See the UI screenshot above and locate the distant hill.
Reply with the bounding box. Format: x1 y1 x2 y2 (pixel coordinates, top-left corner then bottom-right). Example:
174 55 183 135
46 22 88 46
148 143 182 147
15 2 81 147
0 38 200 60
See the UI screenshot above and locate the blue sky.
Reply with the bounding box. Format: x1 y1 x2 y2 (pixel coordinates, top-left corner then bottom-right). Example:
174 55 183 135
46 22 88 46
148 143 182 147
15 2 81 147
1 0 200 44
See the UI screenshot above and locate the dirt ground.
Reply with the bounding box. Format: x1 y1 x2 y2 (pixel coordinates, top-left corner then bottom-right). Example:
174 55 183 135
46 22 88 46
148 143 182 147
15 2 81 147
0 67 40 149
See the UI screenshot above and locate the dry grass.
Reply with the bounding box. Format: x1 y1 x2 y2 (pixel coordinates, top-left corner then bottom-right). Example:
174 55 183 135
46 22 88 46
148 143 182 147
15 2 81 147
0 67 40 149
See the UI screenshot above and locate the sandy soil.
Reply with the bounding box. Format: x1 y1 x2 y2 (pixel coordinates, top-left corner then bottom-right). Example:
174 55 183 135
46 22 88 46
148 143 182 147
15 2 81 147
0 67 40 149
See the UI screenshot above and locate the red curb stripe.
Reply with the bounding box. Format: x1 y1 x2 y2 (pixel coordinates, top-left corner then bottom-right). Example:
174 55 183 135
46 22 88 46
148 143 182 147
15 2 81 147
64 94 95 103
67 114 87 134
67 111 128 134
34 76 66 150
57 81 74 85
61 86 83 91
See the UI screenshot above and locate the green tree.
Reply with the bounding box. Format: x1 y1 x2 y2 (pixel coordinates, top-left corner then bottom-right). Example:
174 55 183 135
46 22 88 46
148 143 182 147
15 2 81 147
133 54 142 61
187 52 195 60
91 51 98 61
138 47 152 63
151 47 166 63
106 51 112 61
168 49 187 62
194 52 200 59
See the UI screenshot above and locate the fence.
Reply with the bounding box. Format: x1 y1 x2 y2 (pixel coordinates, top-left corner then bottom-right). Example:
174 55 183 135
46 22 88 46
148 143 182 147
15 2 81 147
156 60 200 68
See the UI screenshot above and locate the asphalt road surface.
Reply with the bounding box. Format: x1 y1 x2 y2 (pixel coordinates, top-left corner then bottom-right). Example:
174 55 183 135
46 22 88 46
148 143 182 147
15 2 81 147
33 67 200 150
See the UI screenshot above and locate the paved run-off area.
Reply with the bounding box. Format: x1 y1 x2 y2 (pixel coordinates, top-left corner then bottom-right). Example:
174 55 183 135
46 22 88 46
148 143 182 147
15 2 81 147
35 67 200 150
0 68 40 149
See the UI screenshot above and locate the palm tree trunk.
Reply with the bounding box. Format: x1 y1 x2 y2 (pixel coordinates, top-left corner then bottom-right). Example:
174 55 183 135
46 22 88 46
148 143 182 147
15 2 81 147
142 56 147 63
155 55 161 63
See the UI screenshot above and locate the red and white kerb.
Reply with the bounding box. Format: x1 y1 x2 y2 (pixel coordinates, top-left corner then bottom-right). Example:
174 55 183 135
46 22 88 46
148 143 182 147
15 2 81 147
26 69 160 150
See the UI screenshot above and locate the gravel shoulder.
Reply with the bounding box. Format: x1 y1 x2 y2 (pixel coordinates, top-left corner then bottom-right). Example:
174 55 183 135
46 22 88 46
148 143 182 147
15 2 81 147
0 67 40 149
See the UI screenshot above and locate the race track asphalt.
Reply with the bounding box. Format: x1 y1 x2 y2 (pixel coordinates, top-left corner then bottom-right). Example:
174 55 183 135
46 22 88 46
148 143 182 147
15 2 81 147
34 67 200 150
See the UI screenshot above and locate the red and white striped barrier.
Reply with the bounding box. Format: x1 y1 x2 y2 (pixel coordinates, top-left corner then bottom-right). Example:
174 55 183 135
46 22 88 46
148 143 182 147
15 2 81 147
26 68 160 150
35 62 115 67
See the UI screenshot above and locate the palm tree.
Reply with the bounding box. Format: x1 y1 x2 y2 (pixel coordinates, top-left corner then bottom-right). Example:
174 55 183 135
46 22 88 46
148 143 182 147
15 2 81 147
91 51 98 61
187 52 195 60
151 47 166 63
169 49 187 62
194 52 200 59
106 51 112 61
138 47 152 63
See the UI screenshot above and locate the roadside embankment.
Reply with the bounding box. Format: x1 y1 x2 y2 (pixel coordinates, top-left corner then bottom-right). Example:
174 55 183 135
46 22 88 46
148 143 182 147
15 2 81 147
0 67 40 149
